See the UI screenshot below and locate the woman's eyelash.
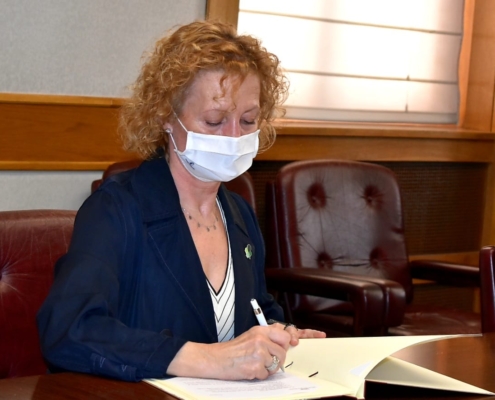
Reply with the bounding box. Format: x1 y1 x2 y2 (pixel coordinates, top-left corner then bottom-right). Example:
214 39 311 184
205 120 256 126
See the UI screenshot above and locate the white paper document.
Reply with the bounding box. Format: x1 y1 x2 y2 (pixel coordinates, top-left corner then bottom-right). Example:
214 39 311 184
147 371 352 400
148 372 320 399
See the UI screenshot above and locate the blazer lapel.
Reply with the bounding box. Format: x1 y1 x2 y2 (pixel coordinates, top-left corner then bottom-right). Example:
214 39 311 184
147 218 218 341
131 157 217 341
217 186 257 336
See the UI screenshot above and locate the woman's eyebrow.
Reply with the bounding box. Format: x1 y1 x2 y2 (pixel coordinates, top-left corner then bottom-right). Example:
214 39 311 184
242 105 261 114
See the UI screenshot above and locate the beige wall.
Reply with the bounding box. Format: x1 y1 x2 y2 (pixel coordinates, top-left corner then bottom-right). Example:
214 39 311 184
0 0 205 211
0 0 205 97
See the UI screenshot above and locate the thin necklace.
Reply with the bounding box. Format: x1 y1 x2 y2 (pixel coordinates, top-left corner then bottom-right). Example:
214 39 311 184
182 207 219 232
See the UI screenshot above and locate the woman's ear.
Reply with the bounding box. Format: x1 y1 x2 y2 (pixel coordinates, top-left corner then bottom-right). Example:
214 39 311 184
162 121 173 134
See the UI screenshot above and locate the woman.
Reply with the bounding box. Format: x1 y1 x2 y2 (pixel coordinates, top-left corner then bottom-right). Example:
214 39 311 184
37 20 325 383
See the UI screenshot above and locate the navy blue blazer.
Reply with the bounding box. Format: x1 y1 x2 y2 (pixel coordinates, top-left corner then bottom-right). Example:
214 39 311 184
37 156 283 381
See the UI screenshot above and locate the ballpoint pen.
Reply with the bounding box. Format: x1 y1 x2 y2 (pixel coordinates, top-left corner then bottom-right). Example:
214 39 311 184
250 298 285 372
250 298 268 326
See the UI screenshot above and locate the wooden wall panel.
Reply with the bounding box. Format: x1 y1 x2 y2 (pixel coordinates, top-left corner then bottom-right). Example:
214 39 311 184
2 95 494 171
493 96 495 132
262 120 495 163
206 0 239 25
458 0 475 127
0 95 131 170
462 0 495 131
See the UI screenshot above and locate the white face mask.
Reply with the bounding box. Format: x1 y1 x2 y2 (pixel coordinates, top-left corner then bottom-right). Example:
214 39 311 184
168 117 260 182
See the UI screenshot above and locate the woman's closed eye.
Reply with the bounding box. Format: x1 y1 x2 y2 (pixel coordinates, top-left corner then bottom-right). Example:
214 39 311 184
206 121 222 127
242 119 257 126
205 119 257 128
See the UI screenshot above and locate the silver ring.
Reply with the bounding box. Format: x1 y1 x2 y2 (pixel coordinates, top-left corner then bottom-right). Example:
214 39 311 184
265 355 280 372
284 323 296 331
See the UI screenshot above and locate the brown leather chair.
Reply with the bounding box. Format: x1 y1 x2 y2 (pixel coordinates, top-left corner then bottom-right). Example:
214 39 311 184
92 159 257 213
91 159 142 193
479 246 495 333
264 178 402 336
0 210 76 378
265 159 481 336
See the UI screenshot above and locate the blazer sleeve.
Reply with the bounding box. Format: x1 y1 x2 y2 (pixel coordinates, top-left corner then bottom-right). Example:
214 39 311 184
36 189 187 382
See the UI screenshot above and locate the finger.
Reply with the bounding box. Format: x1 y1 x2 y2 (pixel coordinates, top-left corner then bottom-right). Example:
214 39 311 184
283 325 299 346
297 329 327 339
265 342 287 373
263 326 291 350
263 342 286 371
248 327 287 374
264 354 281 375
307 329 326 338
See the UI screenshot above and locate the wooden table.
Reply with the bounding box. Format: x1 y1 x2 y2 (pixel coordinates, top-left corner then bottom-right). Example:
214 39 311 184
1 333 495 400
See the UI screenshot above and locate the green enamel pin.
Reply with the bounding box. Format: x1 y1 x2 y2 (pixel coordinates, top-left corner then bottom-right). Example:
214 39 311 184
244 244 252 259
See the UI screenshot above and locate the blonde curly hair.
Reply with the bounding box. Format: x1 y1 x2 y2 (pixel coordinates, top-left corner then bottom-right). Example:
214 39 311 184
119 20 288 159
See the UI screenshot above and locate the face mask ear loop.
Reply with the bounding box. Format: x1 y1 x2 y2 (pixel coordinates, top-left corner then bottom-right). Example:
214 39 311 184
173 110 189 133
166 129 179 152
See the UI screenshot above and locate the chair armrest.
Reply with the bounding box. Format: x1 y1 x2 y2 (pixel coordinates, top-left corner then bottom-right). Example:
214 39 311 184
302 269 406 327
265 268 386 335
409 260 480 286
479 246 495 333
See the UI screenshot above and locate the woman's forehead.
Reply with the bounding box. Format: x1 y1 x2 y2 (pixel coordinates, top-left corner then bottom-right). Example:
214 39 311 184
183 70 260 109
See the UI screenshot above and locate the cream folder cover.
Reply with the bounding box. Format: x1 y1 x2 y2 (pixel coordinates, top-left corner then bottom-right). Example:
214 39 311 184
145 334 494 400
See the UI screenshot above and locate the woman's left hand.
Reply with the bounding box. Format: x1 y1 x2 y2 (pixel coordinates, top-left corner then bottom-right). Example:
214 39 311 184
270 322 326 346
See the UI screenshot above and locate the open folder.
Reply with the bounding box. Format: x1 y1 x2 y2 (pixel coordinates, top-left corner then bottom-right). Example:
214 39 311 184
145 334 494 400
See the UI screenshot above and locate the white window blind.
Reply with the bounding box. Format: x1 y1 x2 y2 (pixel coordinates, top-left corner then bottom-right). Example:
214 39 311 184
238 0 464 124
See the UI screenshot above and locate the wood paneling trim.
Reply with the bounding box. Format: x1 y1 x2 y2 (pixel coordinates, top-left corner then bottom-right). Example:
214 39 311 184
0 161 117 171
462 0 495 131
1 94 495 171
206 0 239 26
259 135 495 163
492 94 495 132
261 120 495 163
0 94 131 170
458 0 475 127
0 93 125 106
273 120 494 139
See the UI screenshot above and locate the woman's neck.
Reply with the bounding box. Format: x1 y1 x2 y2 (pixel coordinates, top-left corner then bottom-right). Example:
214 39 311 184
169 153 221 217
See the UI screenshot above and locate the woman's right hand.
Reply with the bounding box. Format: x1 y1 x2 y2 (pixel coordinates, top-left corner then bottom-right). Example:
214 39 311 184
166 325 291 380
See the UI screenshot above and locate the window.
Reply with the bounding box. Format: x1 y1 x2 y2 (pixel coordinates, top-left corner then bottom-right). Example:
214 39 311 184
238 0 464 124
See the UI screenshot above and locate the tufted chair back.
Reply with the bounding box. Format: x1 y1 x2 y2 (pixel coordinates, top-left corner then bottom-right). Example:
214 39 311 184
0 210 75 378
92 159 257 213
267 159 481 336
275 160 412 314
91 159 141 193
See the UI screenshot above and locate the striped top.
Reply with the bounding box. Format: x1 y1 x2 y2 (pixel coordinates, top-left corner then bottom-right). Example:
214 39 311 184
207 198 235 342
